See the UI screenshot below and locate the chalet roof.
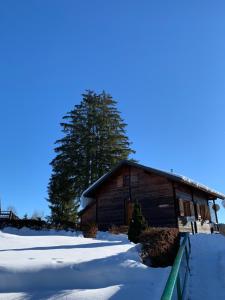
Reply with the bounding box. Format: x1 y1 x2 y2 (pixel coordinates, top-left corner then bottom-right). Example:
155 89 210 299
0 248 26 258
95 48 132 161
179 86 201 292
82 160 225 200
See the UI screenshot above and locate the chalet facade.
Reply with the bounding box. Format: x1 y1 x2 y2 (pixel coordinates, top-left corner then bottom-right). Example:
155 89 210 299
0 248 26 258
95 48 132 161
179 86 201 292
79 160 224 233
0 210 19 221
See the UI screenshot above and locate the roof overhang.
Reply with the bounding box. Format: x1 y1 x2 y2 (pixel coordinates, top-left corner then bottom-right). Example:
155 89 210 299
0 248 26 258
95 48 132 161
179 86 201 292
82 160 225 200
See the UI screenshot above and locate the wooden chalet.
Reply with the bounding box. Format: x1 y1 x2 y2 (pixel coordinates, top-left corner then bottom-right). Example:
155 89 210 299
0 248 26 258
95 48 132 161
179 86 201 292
79 160 225 233
0 208 19 221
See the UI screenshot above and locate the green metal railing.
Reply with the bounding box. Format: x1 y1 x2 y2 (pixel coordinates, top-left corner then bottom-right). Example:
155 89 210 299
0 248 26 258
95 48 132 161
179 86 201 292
161 233 191 300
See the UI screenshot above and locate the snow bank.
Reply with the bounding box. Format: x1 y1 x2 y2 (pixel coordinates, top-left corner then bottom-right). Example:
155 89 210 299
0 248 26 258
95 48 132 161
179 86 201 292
0 228 169 299
190 234 225 300
1 226 83 237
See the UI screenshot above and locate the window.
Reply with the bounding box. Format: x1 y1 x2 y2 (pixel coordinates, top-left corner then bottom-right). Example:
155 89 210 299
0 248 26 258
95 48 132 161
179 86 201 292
123 174 139 186
199 205 210 220
179 199 194 217
117 176 123 187
183 201 191 216
123 175 130 186
131 174 138 184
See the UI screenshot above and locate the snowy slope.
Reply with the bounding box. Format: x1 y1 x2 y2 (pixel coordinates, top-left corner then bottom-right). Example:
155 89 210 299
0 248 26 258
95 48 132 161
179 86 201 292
190 234 225 300
0 228 169 300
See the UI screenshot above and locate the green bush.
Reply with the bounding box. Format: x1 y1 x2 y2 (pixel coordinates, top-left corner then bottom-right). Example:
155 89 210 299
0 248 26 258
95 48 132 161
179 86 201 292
139 227 180 267
128 202 147 243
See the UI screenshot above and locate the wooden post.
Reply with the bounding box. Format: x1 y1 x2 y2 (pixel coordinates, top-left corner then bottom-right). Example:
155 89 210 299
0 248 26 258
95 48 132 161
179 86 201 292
206 199 211 222
191 222 194 235
172 182 179 228
213 199 219 229
96 198 98 224
213 199 218 223
194 221 198 234
191 190 198 234
128 165 132 202
191 191 197 218
124 198 127 225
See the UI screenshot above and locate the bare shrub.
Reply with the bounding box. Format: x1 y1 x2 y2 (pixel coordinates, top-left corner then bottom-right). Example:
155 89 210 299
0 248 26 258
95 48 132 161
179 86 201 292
139 227 180 267
109 225 128 234
82 223 98 238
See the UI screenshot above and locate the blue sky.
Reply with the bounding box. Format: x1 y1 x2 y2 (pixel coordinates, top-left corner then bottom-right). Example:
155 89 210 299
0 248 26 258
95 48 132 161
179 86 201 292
0 1 225 221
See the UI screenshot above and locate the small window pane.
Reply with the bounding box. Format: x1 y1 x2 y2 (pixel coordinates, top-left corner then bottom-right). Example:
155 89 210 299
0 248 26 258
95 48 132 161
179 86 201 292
123 175 129 186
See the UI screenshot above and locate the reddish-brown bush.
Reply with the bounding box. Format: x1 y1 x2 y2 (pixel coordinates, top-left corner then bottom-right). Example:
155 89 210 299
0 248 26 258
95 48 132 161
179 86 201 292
139 227 180 267
82 223 98 238
109 225 128 234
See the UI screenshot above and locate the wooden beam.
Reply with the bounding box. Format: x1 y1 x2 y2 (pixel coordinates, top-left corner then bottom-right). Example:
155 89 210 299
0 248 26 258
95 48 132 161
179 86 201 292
213 199 219 224
191 189 198 234
128 165 132 202
96 198 98 224
172 182 179 228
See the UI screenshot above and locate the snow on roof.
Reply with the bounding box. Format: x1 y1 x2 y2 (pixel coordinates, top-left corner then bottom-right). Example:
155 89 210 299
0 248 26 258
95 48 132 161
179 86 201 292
172 174 225 200
82 160 225 200
81 172 108 199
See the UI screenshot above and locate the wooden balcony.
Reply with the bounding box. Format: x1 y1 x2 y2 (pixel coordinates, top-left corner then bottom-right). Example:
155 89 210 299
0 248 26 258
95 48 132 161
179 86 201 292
0 210 19 220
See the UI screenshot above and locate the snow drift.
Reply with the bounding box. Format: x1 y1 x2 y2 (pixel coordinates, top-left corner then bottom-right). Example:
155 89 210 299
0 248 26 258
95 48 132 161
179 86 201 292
0 228 169 299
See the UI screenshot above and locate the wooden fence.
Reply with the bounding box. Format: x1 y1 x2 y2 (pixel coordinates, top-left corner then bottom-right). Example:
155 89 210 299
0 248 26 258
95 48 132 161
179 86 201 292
0 210 19 220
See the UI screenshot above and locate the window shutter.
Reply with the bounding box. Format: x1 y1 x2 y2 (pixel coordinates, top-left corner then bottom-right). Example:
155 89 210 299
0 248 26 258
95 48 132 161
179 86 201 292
206 205 211 220
190 202 195 216
117 176 123 187
196 204 201 218
179 199 185 216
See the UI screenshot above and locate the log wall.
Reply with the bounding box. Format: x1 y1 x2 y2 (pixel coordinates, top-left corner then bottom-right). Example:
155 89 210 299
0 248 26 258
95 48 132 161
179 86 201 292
94 165 176 229
80 166 214 234
80 203 96 225
174 184 211 233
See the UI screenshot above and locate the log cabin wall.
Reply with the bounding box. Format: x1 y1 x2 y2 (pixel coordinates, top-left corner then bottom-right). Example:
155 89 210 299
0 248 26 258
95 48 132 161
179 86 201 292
174 184 211 233
94 166 131 229
175 184 195 233
175 184 195 217
93 165 177 230
174 184 210 217
80 203 96 225
175 184 192 202
193 190 210 219
80 161 223 233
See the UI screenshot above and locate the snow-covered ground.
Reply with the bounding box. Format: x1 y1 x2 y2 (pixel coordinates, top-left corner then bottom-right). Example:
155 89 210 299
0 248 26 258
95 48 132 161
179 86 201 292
0 228 169 299
189 233 225 300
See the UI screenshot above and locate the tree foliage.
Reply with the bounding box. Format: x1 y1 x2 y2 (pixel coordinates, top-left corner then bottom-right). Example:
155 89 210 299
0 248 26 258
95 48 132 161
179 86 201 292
7 205 17 215
128 202 147 243
48 90 135 225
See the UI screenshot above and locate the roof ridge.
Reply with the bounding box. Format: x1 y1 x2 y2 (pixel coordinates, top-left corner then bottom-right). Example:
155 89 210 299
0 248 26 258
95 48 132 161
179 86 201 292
82 160 225 200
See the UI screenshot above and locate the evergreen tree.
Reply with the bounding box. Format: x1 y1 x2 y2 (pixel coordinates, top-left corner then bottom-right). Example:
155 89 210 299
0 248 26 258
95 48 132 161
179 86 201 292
23 213 28 220
48 90 135 225
128 202 147 243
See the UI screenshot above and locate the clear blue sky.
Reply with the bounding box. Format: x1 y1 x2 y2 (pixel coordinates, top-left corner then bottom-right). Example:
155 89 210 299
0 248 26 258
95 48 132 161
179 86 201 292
1 1 225 221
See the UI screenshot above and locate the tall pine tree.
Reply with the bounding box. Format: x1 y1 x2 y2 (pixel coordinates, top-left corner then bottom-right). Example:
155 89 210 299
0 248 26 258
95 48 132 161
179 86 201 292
48 90 135 224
